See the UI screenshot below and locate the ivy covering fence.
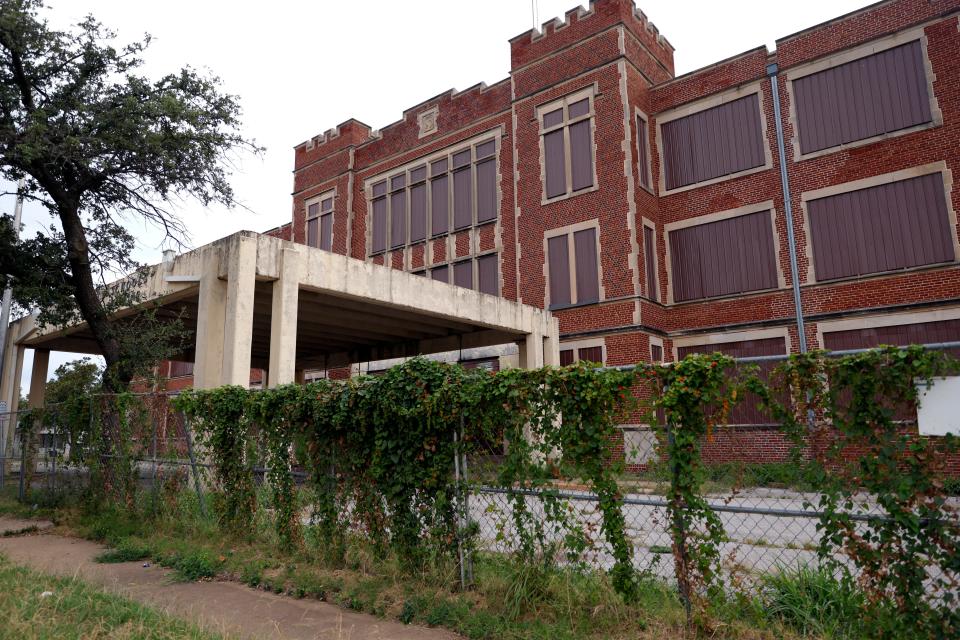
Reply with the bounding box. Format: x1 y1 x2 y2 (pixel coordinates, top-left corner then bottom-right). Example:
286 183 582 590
34 347 933 637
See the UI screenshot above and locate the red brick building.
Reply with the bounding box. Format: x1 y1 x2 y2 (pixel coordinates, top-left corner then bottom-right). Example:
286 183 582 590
165 0 960 462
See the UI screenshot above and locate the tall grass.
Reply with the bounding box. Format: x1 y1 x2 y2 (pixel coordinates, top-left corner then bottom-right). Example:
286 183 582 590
759 564 864 639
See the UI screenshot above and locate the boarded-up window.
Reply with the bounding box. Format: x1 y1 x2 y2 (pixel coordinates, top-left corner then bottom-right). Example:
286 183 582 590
307 196 333 250
650 343 663 362
431 161 449 236
637 115 651 190
678 337 786 425
807 173 953 282
369 139 497 256
430 265 448 283
661 94 766 190
477 253 498 295
410 182 427 242
320 213 333 251
371 189 387 254
168 361 194 378
644 225 658 301
573 228 599 304
547 235 571 307
559 349 575 366
669 211 778 302
460 357 500 372
453 260 472 289
541 92 594 199
822 319 960 358
578 346 603 364
793 40 933 155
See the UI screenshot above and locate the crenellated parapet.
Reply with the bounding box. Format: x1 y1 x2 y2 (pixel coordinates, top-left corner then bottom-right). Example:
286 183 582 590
294 119 374 170
509 0 673 75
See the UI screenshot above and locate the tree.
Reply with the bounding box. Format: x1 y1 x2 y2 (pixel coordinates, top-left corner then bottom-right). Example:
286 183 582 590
0 0 258 391
40 356 101 456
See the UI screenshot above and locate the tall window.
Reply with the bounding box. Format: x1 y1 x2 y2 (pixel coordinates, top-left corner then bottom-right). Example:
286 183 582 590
547 227 600 308
368 137 497 255
306 192 334 251
637 115 651 191
668 210 778 302
540 89 595 200
793 40 933 155
643 225 658 302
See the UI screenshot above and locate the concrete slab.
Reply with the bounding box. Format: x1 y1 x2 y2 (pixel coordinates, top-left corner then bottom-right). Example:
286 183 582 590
0 516 54 536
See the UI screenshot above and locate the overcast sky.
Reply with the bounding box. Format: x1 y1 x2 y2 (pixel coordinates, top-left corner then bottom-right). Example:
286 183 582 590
9 0 868 389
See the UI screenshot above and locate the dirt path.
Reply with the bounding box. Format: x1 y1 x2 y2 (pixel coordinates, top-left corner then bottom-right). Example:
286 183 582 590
0 520 459 640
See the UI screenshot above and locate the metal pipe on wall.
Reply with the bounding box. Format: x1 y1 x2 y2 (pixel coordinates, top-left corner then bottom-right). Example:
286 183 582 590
766 64 808 354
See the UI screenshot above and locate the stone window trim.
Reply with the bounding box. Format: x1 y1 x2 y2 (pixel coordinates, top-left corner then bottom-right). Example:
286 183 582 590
654 79 773 196
633 107 654 194
305 188 336 251
364 130 502 257
670 327 790 362
558 337 607 366
536 84 600 205
543 219 605 310
814 306 960 350
662 200 787 305
426 250 500 296
641 217 659 301
784 26 943 163
798 161 958 285
648 335 665 363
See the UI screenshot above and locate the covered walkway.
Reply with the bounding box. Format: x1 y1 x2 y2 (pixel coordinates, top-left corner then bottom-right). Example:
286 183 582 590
2 231 559 409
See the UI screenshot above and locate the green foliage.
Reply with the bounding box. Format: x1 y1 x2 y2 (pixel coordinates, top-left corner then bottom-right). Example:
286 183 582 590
759 564 865 639
175 386 255 533
95 537 153 563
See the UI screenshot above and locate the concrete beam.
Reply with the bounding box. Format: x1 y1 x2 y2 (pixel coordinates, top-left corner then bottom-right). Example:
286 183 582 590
28 349 49 409
268 248 302 387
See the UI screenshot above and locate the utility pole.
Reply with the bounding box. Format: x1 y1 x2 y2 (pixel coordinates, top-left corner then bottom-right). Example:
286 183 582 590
0 178 26 390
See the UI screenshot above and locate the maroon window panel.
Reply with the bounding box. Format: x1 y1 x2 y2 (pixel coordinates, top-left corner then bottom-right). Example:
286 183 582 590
371 197 387 253
644 226 658 302
547 235 571 307
794 41 932 155
320 214 333 251
477 253 498 296
453 169 472 229
306 218 319 248
430 265 448 283
678 337 786 425
822 319 960 359
390 190 406 248
410 183 427 242
574 228 600 304
650 343 663 362
637 116 651 190
569 119 593 191
543 129 566 198
559 349 575 366
578 346 603 364
476 158 496 223
453 260 472 289
808 173 953 282
661 94 766 190
169 361 194 378
669 211 778 302
431 173 449 236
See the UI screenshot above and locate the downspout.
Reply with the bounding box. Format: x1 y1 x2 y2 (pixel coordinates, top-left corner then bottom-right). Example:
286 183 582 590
767 63 807 353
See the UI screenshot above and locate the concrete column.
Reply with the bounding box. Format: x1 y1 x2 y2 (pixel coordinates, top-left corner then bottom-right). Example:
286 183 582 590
193 248 227 390
0 335 22 411
522 328 544 369
28 349 49 409
221 234 258 387
543 318 561 367
268 247 303 388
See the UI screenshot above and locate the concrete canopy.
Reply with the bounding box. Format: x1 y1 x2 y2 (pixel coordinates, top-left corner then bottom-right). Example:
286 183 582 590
9 231 559 393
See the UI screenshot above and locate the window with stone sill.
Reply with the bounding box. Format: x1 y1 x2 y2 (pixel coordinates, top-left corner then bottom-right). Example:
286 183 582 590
540 89 595 200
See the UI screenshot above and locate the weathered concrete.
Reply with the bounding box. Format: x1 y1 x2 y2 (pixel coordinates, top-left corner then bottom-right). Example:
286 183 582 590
194 247 227 390
268 247 303 387
221 233 258 387
27 349 48 409
0 533 460 640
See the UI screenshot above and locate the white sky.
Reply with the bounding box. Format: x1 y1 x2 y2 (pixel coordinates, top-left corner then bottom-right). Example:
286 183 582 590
7 0 868 390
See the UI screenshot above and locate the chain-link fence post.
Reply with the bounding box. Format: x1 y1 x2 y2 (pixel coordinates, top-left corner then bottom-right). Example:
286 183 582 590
454 413 474 589
665 420 692 625
182 413 207 518
17 414 26 501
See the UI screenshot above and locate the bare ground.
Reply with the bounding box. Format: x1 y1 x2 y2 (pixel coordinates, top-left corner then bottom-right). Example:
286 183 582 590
0 517 459 640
